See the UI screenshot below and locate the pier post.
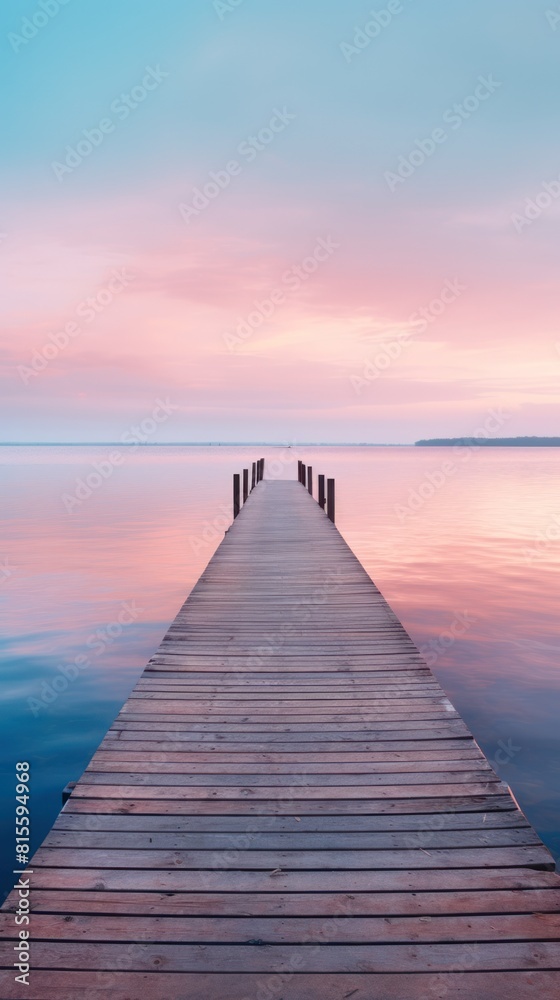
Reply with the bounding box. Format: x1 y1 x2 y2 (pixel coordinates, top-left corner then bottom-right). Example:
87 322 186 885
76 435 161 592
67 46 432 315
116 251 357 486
233 474 241 518
327 478 335 523
251 462 256 490
243 469 249 504
301 464 306 487
318 474 326 510
307 466 313 495
61 781 76 805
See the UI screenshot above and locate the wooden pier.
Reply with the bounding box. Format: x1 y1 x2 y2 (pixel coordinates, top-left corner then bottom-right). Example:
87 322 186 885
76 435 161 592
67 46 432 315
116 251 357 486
2 476 560 998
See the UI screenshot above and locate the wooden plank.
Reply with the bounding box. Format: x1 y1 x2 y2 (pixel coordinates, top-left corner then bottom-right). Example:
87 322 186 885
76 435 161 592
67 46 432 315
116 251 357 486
99 739 478 752
1 939 559 973
12 887 560 917
18 866 560 893
132 687 445 697
141 670 434 680
123 697 459 709
43 828 541 851
2 911 559 944
114 715 463 726
68 781 509 798
84 760 493 775
52 811 531 832
62 793 518 815
30 845 555 870
93 747 486 761
2 971 558 1000
108 721 471 735
77 771 502 786
116 710 462 720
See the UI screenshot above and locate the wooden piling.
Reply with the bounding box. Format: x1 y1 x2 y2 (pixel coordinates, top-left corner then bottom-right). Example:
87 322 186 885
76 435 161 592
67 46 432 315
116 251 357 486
327 478 335 523
233 473 240 518
243 469 249 504
318 473 326 510
307 465 313 496
251 462 256 490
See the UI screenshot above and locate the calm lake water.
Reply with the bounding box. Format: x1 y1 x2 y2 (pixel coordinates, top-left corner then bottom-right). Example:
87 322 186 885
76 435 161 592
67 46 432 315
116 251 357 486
1 445 559 900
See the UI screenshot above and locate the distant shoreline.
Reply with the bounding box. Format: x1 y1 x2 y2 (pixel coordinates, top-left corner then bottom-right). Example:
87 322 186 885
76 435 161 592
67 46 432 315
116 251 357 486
416 437 560 447
0 442 411 449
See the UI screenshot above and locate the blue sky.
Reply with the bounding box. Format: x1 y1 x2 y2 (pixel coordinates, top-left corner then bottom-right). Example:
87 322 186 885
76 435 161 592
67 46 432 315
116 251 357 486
2 0 560 442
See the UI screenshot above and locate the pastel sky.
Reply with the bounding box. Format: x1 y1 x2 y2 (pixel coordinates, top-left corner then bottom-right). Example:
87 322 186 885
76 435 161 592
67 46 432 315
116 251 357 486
2 0 560 443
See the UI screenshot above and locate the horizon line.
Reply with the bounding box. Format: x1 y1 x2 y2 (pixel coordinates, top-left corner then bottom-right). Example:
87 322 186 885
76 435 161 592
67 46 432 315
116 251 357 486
0 441 412 447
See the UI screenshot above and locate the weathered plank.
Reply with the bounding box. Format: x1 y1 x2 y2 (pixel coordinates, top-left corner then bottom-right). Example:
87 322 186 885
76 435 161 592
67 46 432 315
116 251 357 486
2 939 560 973
28 845 555 870
2 911 559 943
12 887 560 917
1 971 559 1000
52 811 530 832
62 793 518 815
17 865 560 893
43 828 541 850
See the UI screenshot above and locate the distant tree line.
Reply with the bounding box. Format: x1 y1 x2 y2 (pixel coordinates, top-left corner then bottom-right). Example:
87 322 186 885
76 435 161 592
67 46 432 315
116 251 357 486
416 437 560 446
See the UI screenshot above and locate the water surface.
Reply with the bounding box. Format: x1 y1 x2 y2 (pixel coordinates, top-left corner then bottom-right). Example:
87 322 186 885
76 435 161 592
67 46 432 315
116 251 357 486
1 445 559 900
